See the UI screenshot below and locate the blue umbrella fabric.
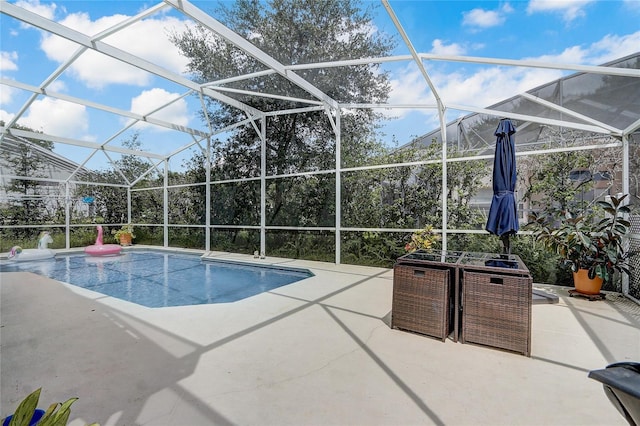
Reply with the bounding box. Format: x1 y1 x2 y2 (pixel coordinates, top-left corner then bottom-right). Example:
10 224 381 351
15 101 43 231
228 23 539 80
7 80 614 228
486 118 519 254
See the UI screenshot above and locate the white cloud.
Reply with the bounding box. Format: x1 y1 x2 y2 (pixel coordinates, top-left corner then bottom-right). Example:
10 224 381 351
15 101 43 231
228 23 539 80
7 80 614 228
586 31 640 64
17 98 89 139
1 51 19 71
39 12 191 89
526 0 595 22
15 0 57 21
462 4 513 29
430 39 467 56
531 30 640 65
385 64 436 119
463 9 503 28
128 88 190 131
0 110 16 124
388 28 640 115
434 67 563 109
47 80 67 93
386 62 562 118
0 84 16 105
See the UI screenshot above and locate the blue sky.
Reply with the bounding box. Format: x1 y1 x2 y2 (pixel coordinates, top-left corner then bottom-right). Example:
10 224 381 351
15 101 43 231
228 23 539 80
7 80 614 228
1 0 639 170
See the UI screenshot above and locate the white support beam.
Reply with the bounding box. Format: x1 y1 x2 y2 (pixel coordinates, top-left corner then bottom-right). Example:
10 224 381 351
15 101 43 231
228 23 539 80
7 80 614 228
102 150 133 186
164 119 256 159
129 159 167 187
622 135 630 296
287 54 640 78
65 183 70 249
446 103 618 135
92 2 169 40
163 160 169 247
381 0 444 109
340 103 439 110
0 1 262 118
3 92 39 132
209 86 324 106
204 69 278 86
1 78 210 138
205 136 211 252
260 116 267 257
520 92 621 134
334 109 342 264
2 128 166 159
287 55 414 70
624 117 640 135
419 53 640 78
264 106 326 117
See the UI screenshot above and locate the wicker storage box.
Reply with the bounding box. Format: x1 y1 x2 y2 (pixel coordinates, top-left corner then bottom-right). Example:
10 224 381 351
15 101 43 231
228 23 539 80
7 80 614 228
392 264 451 341
461 271 532 356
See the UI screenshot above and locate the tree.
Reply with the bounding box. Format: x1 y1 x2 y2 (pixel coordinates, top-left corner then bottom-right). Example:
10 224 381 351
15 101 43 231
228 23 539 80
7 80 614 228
520 128 623 220
172 0 395 232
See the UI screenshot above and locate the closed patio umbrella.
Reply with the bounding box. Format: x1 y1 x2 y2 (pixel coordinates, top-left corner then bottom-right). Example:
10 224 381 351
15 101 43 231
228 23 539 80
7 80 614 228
486 118 519 254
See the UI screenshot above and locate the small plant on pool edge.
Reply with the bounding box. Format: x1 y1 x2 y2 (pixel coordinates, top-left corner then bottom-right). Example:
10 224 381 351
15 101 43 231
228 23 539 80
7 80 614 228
405 225 439 252
112 224 135 243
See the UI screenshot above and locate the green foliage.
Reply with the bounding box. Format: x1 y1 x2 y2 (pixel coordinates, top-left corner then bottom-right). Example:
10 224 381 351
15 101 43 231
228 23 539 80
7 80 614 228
3 387 97 426
404 225 439 252
520 138 621 215
528 194 632 282
168 227 206 250
447 233 563 284
267 230 335 262
522 150 592 213
341 231 438 268
172 0 395 235
508 235 568 285
342 143 444 229
132 188 163 224
446 156 489 229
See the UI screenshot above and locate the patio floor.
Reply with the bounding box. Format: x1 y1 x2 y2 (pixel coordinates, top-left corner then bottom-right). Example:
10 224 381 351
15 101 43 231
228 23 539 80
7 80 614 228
1 249 639 425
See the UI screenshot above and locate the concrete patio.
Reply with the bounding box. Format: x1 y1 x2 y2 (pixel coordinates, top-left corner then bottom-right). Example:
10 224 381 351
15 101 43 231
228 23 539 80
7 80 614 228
1 250 639 425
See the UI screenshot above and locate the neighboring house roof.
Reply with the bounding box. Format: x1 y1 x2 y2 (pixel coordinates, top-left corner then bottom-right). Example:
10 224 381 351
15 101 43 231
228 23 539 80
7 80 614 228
0 133 90 184
405 52 640 155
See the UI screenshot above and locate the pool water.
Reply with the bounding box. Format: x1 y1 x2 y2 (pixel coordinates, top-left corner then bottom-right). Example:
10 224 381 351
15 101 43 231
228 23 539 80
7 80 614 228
0 251 313 307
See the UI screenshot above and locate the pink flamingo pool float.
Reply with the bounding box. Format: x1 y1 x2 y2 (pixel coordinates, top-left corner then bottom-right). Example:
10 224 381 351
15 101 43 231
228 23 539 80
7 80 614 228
84 225 122 256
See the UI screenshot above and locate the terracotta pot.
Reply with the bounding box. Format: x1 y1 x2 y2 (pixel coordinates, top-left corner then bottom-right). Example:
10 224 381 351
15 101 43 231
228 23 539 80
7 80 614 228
573 269 603 295
119 233 132 246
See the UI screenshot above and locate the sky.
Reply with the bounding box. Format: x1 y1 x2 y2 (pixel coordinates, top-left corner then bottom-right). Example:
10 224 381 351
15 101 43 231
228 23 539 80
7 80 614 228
1 0 639 171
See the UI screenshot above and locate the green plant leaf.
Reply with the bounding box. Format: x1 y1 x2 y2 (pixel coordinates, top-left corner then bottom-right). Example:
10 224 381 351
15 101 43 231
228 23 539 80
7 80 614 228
8 388 41 426
39 397 77 426
38 402 61 425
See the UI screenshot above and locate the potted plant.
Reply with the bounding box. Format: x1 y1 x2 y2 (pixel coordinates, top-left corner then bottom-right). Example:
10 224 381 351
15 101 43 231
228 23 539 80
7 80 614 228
112 224 135 246
405 225 439 252
2 387 97 426
527 194 632 295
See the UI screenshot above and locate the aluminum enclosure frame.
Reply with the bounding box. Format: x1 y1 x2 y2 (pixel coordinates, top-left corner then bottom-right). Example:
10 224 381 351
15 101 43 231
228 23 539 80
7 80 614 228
1 0 638 270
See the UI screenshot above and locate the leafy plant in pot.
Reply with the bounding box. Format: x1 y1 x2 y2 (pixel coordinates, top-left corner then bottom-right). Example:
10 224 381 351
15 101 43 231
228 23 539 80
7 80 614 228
527 194 632 295
112 224 135 246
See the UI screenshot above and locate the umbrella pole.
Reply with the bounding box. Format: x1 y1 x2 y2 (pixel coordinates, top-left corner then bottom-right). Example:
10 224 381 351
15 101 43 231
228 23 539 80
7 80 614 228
500 234 511 255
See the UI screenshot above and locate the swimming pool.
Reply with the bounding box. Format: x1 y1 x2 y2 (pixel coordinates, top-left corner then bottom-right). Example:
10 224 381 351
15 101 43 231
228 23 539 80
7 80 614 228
0 251 313 307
